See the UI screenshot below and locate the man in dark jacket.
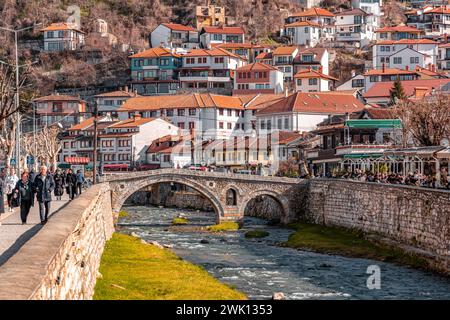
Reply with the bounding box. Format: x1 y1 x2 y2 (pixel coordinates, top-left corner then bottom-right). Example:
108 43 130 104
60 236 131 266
33 165 55 225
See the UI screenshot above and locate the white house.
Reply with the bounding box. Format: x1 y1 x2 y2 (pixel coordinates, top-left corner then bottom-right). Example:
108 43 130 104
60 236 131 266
335 8 376 47
61 115 180 169
336 72 365 92
293 68 337 92
256 91 365 133
438 42 450 70
199 26 245 49
41 22 85 52
363 67 420 91
145 134 192 169
272 46 299 82
293 47 330 75
284 7 335 43
375 25 423 41
283 21 323 47
352 0 383 28
406 6 450 36
150 23 199 49
94 88 139 117
233 62 284 95
178 48 246 93
372 39 439 71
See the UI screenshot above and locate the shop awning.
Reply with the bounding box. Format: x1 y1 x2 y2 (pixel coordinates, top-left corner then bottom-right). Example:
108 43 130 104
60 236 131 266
345 119 402 129
343 153 383 159
103 164 129 169
437 147 450 159
65 157 90 165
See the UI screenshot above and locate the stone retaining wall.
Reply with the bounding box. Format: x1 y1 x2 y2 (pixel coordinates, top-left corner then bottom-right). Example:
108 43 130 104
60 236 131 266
0 184 114 300
302 179 450 273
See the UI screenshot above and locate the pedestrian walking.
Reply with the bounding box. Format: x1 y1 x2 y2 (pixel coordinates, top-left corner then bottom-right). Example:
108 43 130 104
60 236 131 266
33 165 55 225
65 168 77 200
4 167 19 212
0 169 5 225
53 169 65 201
76 170 86 195
13 172 34 225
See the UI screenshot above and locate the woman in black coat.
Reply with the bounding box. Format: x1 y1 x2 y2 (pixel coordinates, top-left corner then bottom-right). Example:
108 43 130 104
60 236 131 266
13 171 34 224
65 169 77 200
53 169 64 200
0 169 5 221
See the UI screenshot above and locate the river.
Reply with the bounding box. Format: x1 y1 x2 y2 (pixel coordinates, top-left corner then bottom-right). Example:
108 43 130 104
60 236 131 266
118 205 450 300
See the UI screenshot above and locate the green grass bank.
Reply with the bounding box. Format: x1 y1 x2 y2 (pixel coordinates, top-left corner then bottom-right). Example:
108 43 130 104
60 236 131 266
93 233 246 300
284 222 430 270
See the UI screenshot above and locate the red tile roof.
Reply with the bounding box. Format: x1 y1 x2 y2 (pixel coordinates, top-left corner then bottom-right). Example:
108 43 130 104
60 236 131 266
161 23 197 32
363 79 450 98
202 26 245 34
429 7 450 14
294 69 337 81
129 47 181 58
290 8 335 18
256 52 273 60
285 21 321 28
41 22 84 33
375 39 438 45
363 68 418 76
109 117 155 128
184 48 245 60
257 92 365 115
94 90 139 98
375 25 422 33
273 46 298 56
236 62 279 71
336 8 369 16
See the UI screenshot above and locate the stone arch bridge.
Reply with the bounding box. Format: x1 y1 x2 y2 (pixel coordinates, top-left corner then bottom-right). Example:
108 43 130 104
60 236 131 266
102 169 303 223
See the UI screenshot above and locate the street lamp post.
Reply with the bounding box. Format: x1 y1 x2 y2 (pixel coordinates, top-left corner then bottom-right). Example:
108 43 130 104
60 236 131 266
0 23 42 176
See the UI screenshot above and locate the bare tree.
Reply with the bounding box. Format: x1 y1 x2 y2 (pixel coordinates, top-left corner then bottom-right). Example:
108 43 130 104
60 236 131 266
0 118 17 168
38 125 62 171
393 93 450 146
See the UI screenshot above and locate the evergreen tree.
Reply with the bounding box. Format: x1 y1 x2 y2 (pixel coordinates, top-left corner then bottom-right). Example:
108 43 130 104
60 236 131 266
390 76 406 105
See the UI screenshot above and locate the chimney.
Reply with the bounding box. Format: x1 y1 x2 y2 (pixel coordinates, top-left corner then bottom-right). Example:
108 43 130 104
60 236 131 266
133 113 142 120
382 63 385 73
284 87 289 97
125 85 129 92
414 87 428 99
318 65 323 74
405 65 409 71
351 69 356 77
431 64 435 72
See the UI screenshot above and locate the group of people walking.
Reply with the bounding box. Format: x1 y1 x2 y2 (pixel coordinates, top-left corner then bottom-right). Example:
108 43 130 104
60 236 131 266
0 167 86 226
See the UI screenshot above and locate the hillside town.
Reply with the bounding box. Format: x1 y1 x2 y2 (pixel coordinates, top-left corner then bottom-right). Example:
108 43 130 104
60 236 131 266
1 0 449 188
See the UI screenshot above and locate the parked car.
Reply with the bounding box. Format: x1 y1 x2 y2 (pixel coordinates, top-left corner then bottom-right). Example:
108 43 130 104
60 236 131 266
188 164 208 171
213 167 227 173
236 170 253 175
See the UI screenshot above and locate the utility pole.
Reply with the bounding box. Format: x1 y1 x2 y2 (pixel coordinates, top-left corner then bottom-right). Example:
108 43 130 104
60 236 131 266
0 23 42 176
92 101 98 185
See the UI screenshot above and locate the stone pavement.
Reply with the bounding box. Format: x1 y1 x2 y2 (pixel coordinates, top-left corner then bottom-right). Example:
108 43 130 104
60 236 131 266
0 195 69 266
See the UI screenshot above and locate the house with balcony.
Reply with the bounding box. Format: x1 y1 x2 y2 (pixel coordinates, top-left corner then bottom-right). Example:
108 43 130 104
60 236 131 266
255 52 274 65
178 48 246 94
293 47 330 75
41 22 85 52
195 4 226 29
145 134 193 169
283 7 335 43
272 46 299 83
60 115 179 171
94 88 139 118
363 67 420 91
336 72 365 92
406 6 450 36
282 21 324 47
294 68 338 92
256 91 365 134
375 25 424 41
33 94 87 129
351 0 383 29
199 26 245 49
306 108 402 176
233 62 284 95
438 43 450 70
117 93 250 140
129 47 182 95
335 8 376 47
372 39 439 71
214 43 270 63
150 23 200 50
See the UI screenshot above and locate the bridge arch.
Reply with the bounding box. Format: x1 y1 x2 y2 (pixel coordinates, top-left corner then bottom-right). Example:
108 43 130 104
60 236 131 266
110 176 225 222
240 189 290 223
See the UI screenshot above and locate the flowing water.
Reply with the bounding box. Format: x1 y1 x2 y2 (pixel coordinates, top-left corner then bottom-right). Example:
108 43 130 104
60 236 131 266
118 205 450 300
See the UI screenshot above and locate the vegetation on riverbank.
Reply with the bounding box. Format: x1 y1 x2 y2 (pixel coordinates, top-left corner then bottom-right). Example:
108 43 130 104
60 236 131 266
93 233 246 300
172 217 189 225
206 222 240 232
118 210 129 218
284 222 430 270
245 230 270 238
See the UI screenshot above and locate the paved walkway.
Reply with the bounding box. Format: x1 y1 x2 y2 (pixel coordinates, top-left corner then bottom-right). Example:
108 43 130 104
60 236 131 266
0 196 69 266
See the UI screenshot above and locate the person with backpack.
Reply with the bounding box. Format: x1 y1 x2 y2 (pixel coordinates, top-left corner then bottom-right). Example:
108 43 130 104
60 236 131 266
13 171 34 225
